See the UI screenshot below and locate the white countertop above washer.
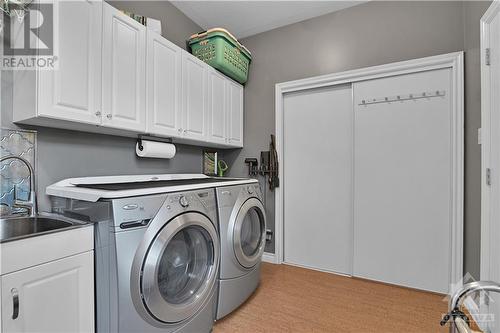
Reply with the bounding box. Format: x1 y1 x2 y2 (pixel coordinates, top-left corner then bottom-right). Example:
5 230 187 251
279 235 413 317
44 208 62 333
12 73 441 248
46 174 258 202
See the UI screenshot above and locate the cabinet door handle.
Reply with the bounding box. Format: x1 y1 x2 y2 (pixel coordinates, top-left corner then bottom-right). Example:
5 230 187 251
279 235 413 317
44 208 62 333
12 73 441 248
11 288 19 320
95 111 101 117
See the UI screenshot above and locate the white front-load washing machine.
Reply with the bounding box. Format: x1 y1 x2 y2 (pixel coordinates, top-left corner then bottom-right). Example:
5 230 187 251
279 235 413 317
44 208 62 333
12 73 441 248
215 181 267 319
51 185 220 333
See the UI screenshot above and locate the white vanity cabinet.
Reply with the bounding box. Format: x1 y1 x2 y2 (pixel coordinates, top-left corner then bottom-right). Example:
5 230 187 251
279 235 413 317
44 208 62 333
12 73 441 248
101 2 146 132
0 226 94 333
1 252 94 333
13 0 103 126
146 32 182 137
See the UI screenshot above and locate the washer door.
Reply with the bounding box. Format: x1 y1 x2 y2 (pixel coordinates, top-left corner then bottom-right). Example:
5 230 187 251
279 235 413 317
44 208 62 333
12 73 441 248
232 198 267 268
141 212 219 323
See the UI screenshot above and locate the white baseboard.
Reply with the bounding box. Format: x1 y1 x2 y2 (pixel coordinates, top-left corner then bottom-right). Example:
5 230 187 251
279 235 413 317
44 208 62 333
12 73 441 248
262 252 278 264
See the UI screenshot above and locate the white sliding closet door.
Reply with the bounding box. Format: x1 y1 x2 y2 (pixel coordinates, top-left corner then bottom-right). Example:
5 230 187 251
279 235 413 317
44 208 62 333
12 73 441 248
283 85 353 275
353 68 452 293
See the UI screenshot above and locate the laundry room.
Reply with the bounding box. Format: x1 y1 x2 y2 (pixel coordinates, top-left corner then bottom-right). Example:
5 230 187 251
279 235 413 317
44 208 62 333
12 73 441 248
0 0 499 332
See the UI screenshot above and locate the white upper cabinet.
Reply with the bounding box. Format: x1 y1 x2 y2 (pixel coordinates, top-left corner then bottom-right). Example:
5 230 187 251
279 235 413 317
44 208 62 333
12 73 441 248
208 69 227 144
38 0 102 124
14 0 102 125
226 79 244 147
101 2 146 132
146 32 182 137
182 51 208 141
12 2 243 148
207 69 244 148
1 252 94 333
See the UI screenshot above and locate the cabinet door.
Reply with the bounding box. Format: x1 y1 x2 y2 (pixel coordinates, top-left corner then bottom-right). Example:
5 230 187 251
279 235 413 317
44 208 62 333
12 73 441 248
38 0 102 125
146 31 182 137
1 252 94 333
182 52 208 141
207 69 227 144
226 79 244 147
102 3 146 132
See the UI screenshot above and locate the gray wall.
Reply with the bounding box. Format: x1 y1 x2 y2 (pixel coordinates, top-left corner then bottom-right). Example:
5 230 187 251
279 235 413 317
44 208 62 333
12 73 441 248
1 1 207 211
225 1 490 278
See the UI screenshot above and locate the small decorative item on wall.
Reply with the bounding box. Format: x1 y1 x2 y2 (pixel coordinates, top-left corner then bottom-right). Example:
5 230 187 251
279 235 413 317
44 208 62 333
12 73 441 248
203 151 217 176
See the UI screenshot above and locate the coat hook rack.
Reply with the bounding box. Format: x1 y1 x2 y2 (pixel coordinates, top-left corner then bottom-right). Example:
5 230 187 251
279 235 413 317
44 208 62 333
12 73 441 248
360 90 446 106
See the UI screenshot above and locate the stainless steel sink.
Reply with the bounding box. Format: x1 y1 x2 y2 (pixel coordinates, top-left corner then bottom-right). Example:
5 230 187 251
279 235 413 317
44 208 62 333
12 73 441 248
0 216 80 243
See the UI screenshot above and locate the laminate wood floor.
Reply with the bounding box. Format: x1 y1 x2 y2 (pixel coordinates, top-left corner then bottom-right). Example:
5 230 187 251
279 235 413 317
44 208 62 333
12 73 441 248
213 263 449 333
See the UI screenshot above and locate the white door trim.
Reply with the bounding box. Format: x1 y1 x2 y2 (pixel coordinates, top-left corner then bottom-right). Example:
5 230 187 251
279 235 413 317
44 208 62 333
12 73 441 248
262 252 278 264
480 0 500 281
275 52 464 290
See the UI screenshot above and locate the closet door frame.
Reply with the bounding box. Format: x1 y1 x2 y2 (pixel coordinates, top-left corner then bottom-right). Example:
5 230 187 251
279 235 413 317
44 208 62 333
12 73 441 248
481 1 500 282
274 52 464 293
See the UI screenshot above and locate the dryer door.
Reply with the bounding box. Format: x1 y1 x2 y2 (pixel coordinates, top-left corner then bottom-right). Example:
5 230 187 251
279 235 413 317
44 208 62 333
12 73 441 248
140 212 219 323
232 198 267 268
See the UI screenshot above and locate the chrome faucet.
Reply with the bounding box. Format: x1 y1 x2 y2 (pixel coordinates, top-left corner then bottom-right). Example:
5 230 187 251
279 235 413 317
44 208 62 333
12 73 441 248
0 155 37 217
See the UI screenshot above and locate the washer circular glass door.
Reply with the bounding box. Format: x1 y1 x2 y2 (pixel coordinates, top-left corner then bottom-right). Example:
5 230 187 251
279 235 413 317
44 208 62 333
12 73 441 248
141 212 219 323
233 198 266 268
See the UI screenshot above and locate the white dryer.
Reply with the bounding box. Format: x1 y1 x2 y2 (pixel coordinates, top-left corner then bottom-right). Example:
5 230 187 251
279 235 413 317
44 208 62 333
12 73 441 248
215 180 267 319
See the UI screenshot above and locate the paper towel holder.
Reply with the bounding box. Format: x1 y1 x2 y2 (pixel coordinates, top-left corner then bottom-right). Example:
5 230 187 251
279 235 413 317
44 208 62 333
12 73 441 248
137 135 173 151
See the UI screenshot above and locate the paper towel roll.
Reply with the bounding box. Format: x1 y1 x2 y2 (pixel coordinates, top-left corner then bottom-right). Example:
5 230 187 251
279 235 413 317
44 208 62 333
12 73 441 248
136 140 176 159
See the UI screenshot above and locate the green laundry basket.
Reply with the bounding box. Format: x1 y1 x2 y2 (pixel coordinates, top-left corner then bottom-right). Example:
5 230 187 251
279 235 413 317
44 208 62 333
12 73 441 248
188 28 252 84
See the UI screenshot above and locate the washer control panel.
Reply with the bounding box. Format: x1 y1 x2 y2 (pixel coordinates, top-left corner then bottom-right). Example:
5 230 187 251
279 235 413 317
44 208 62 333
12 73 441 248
216 182 262 207
110 189 217 229
167 189 216 213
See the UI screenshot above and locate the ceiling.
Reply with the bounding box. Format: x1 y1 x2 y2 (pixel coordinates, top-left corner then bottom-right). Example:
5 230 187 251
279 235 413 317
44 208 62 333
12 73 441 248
171 1 365 39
